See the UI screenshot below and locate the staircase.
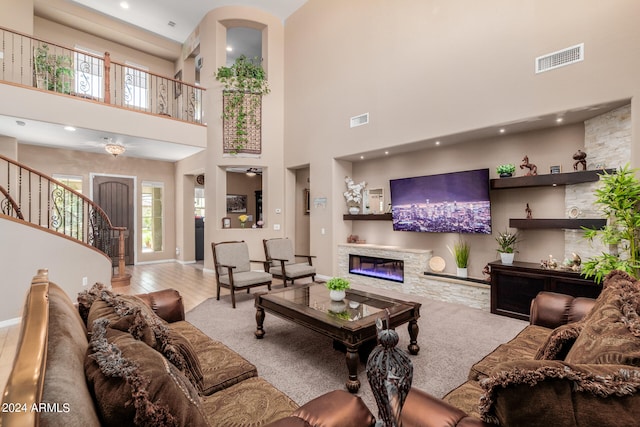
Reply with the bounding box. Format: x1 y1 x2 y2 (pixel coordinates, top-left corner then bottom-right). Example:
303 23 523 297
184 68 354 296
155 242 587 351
0 154 130 286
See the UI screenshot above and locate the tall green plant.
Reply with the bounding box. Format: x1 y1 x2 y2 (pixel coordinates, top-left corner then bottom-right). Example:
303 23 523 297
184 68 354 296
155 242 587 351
448 237 470 268
582 165 640 283
215 55 270 153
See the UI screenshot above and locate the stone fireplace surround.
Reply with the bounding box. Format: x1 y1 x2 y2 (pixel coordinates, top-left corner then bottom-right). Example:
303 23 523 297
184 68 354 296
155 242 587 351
337 243 490 310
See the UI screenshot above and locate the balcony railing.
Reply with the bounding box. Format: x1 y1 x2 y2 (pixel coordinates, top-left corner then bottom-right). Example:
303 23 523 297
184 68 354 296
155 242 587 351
0 26 204 124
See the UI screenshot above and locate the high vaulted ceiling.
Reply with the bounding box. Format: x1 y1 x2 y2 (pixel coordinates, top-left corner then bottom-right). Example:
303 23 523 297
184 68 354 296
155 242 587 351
4 1 308 162
68 0 309 43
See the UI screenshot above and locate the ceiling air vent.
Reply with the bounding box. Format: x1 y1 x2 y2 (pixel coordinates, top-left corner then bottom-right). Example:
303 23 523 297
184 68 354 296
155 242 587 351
536 43 584 74
350 113 369 128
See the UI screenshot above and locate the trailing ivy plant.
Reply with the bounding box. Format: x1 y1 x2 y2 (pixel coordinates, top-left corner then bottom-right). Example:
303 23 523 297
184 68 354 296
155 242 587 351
581 165 640 283
215 55 270 153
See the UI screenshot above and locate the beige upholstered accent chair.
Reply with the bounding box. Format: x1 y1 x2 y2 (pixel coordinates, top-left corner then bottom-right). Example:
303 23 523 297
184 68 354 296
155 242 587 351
263 238 316 286
212 241 272 308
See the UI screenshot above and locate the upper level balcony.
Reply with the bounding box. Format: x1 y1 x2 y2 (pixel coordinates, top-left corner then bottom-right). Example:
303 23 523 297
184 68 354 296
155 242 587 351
0 26 204 125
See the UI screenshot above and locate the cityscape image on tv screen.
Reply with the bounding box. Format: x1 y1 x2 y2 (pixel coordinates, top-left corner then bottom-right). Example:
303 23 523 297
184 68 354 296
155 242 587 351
390 168 492 234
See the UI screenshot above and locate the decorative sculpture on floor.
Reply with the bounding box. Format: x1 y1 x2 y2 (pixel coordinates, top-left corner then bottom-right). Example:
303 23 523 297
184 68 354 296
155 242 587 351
520 155 538 176
573 149 587 171
366 309 413 427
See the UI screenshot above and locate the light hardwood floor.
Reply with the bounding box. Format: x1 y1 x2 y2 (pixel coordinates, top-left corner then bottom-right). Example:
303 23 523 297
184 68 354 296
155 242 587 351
0 261 249 395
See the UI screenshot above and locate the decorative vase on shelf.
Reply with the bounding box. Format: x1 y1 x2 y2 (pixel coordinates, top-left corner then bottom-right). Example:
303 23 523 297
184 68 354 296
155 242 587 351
348 206 360 215
500 252 515 264
456 267 468 278
329 289 346 301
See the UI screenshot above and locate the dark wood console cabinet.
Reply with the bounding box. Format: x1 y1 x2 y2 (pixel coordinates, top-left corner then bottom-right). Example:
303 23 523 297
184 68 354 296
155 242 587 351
489 261 601 321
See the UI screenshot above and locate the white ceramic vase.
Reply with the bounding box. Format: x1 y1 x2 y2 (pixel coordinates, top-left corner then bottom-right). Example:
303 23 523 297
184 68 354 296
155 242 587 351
329 289 346 301
500 252 515 264
348 206 360 215
456 267 468 278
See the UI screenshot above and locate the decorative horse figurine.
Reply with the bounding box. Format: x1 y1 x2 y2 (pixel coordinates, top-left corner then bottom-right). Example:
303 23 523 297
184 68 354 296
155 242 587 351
520 155 538 176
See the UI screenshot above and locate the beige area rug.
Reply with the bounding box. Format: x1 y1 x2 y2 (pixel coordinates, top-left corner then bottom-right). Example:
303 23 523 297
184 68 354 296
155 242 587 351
186 283 527 413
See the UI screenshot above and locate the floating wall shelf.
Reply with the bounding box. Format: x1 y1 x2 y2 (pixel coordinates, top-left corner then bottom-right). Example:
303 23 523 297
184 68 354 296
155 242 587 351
343 213 392 221
509 218 606 230
490 169 614 190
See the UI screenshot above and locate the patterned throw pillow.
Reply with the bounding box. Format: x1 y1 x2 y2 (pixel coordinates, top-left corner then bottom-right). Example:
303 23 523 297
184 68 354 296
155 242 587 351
565 270 640 365
85 319 209 427
534 322 583 360
81 284 205 392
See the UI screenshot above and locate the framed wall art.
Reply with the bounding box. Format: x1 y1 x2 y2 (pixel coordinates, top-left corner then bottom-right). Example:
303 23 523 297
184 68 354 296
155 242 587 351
226 194 247 213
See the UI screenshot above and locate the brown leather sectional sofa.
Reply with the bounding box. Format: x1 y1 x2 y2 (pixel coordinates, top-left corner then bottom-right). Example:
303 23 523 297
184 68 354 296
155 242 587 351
5 269 640 426
400 270 640 426
2 269 375 427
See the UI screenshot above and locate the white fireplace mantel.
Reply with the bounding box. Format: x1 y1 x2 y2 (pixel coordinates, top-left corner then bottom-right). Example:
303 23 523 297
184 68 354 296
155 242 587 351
337 243 490 310
337 243 432 288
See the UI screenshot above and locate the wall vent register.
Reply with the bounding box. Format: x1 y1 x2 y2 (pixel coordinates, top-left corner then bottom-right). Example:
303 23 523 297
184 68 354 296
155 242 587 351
350 112 369 128
535 43 584 73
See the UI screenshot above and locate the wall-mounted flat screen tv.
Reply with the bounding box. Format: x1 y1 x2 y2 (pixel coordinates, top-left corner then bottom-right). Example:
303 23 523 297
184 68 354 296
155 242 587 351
390 168 491 234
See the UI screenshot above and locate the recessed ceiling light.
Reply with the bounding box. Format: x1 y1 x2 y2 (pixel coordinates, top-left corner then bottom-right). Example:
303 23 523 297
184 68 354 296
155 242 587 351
556 117 563 123
499 128 506 134
64 126 76 132
168 21 176 28
384 151 389 155
226 46 233 52
435 140 441 146
360 155 364 160
120 1 129 9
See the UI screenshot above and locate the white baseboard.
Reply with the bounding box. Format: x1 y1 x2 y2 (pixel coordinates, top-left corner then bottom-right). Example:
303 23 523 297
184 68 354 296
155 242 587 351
135 259 178 265
0 317 21 329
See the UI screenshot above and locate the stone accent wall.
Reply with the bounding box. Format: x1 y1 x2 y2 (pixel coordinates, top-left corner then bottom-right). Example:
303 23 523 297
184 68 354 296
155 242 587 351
337 243 489 310
565 104 631 261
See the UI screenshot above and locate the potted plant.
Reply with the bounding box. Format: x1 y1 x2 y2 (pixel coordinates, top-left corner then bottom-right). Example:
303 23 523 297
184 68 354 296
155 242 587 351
215 55 270 154
495 229 520 264
582 165 640 283
496 164 516 178
33 44 74 94
448 238 470 278
343 176 366 214
326 277 350 301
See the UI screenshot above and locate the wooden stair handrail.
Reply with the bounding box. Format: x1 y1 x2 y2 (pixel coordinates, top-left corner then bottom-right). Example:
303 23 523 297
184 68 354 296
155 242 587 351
0 154 119 229
0 184 24 219
0 154 127 281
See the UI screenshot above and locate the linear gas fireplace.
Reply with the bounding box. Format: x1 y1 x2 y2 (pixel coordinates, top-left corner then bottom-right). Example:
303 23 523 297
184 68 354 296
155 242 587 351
349 254 404 283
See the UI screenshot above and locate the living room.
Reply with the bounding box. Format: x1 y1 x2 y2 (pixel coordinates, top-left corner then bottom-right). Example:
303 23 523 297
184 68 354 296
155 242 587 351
1 1 639 293
2 1 640 425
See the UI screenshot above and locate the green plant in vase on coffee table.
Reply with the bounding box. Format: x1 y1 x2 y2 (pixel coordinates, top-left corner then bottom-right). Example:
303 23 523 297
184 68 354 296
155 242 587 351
326 277 350 301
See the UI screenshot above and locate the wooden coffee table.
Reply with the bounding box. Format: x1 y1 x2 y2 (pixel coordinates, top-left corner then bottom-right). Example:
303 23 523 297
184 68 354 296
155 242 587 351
254 282 421 393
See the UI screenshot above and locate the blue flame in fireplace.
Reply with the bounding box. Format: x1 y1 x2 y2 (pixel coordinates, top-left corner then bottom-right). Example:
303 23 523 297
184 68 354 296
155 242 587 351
349 255 404 283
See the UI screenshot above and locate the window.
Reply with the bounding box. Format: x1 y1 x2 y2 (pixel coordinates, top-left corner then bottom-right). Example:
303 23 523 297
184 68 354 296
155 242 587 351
142 182 163 252
226 27 262 66
194 187 205 217
74 46 104 99
51 175 83 240
125 62 149 109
